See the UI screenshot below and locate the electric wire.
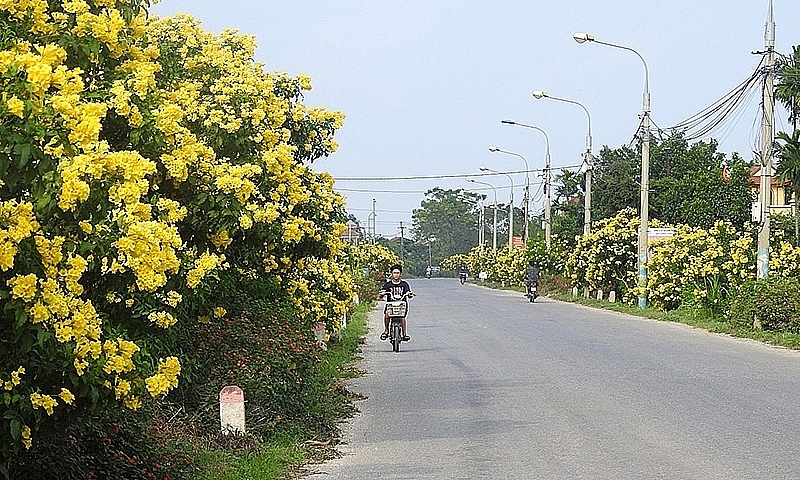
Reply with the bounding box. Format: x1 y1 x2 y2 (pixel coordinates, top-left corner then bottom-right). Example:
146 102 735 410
667 57 765 142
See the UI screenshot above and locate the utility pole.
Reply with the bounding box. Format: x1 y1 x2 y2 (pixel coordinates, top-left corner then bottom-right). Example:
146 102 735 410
757 0 775 280
399 221 405 263
545 157 551 249
479 204 485 250
372 198 377 244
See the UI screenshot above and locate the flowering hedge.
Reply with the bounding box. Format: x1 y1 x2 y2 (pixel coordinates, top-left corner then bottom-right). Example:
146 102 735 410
564 208 641 301
447 207 800 313
441 236 563 286
0 1 353 465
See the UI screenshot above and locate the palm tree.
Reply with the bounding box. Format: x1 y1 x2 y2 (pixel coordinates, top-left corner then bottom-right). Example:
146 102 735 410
775 130 800 241
775 46 800 131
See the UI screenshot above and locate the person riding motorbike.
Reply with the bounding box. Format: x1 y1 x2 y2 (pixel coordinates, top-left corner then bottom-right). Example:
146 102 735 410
459 265 467 284
425 265 432 279
524 261 540 298
381 264 414 342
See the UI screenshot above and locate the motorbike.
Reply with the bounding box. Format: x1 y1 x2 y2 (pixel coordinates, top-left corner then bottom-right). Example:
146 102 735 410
525 281 539 302
383 291 413 352
425 269 431 279
459 271 467 285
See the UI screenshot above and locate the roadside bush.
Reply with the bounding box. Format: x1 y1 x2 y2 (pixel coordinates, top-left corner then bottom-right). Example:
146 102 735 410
647 222 752 312
564 208 640 300
727 277 800 332
180 294 324 439
1 1 351 473
8 409 191 480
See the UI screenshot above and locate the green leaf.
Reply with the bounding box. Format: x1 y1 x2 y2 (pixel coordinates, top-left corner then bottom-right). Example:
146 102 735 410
10 418 20 441
36 328 52 348
20 334 33 355
13 143 31 168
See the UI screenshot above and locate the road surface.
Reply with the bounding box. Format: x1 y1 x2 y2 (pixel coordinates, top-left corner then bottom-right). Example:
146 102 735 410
306 278 800 479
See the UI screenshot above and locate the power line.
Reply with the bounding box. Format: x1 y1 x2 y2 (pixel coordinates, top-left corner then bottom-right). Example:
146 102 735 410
334 164 583 182
334 168 533 181
667 58 765 142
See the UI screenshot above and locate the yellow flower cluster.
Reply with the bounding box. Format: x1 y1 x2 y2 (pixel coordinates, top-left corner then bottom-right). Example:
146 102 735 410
148 311 177 328
3 366 25 391
29 392 59 416
113 217 182 292
563 208 640 299
144 357 180 397
103 338 139 374
187 252 226 288
0 0 353 455
58 148 156 211
0 200 40 271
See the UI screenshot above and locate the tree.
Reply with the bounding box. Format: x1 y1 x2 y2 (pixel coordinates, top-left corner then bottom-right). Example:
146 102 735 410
411 188 482 261
649 137 753 229
590 145 640 221
775 45 800 131
775 130 800 241
551 169 584 245
588 135 752 230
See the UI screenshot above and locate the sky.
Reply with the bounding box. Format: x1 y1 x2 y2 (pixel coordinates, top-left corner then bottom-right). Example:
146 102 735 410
150 0 800 238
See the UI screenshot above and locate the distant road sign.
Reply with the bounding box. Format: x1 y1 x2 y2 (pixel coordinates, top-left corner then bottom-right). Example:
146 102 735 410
648 228 674 243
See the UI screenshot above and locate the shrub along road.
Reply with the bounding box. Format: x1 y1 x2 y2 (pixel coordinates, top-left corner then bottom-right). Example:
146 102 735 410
307 278 800 479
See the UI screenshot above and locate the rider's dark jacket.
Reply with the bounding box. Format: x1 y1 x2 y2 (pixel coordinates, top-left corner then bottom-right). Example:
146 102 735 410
525 267 540 285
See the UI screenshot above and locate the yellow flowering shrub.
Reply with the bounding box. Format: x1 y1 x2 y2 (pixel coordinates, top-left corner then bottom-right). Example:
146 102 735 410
563 208 641 300
1 0 352 463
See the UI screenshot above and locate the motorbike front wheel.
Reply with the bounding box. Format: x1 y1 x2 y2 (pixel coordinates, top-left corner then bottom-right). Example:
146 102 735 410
391 323 402 352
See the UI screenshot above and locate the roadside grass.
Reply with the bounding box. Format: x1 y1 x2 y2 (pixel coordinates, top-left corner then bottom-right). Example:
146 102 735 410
549 291 800 352
187 431 306 480
178 301 372 480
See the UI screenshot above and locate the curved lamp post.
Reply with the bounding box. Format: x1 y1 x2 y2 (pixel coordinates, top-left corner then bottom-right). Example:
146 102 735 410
489 146 529 243
574 32 651 309
467 179 498 252
479 166 514 251
500 120 551 249
532 90 593 236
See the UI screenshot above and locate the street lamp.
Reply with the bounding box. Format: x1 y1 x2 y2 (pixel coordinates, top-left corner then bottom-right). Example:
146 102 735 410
532 90 593 235
574 32 651 309
467 179 497 252
480 166 514 251
501 120 551 249
489 146 529 243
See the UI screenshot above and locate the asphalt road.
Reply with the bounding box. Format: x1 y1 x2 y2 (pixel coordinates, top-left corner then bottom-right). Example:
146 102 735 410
306 278 800 479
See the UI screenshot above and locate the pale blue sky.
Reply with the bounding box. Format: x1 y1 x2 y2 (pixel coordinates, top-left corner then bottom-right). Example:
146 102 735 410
150 1 800 238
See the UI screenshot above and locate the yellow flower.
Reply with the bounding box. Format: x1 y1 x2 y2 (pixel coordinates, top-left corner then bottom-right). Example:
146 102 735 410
58 388 75 404
166 291 182 307
213 307 226 318
11 366 24 386
8 274 37 302
123 395 141 410
148 311 177 328
21 425 31 449
6 95 24 117
30 392 58 415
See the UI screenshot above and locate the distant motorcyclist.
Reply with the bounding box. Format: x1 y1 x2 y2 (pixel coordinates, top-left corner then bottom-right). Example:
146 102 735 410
425 265 432 278
525 261 540 297
459 265 467 285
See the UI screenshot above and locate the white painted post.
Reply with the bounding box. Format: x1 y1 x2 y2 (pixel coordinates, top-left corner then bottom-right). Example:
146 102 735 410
572 286 578 297
313 322 327 351
596 289 603 301
220 386 245 434
609 291 616 303
583 287 590 299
